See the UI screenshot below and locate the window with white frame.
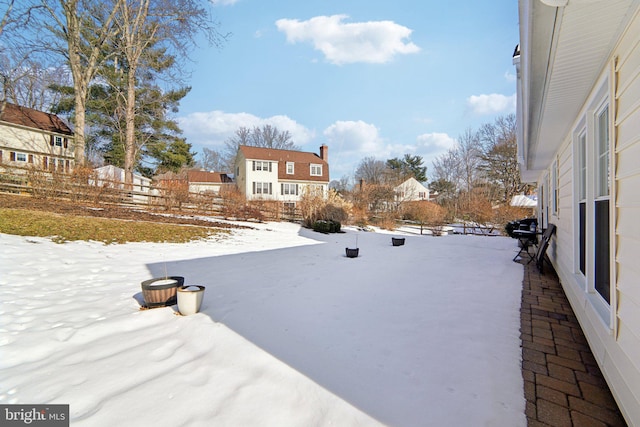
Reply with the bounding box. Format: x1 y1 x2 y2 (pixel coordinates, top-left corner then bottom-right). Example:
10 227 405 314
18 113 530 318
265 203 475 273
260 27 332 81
253 161 272 172
281 183 298 195
310 164 322 176
55 136 63 147
571 88 612 321
551 158 559 215
577 130 587 276
253 182 272 195
16 152 27 162
594 104 610 304
286 162 294 174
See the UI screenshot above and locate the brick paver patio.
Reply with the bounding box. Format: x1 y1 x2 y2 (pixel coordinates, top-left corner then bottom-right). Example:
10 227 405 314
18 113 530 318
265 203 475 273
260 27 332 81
518 258 627 426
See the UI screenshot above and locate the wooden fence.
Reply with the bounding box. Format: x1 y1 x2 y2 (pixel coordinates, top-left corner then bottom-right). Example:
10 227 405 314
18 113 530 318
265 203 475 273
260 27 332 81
0 168 302 223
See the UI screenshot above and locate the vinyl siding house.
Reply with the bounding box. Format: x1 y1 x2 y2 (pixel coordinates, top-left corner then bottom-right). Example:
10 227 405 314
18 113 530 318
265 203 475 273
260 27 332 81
94 165 151 203
235 145 330 206
0 103 74 173
394 177 430 202
515 1 640 424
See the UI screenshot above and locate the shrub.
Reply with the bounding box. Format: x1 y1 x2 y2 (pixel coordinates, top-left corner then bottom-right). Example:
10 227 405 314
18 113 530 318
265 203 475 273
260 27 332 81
312 219 341 233
299 187 351 228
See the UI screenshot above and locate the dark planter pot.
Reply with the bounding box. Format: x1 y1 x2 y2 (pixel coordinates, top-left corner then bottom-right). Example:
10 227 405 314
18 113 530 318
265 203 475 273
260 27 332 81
345 248 359 258
141 276 184 308
392 237 405 246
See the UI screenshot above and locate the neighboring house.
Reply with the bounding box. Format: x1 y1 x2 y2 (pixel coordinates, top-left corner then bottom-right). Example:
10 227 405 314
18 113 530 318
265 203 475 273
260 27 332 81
0 102 74 173
185 169 233 194
154 169 233 195
235 145 330 206
94 165 151 204
394 177 430 202
95 165 151 192
515 1 640 424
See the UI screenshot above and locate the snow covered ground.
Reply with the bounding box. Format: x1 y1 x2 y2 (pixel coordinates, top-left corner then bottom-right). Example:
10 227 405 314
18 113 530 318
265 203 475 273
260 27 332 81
0 221 526 426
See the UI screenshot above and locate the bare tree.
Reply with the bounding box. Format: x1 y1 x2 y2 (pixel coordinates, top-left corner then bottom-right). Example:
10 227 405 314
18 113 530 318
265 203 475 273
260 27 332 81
223 125 299 170
114 0 226 183
39 0 121 165
477 114 530 203
354 156 389 185
197 147 226 172
457 128 483 194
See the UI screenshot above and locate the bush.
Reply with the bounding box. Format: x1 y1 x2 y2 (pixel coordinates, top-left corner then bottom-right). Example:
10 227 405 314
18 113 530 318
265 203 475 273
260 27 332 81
312 219 341 233
299 187 352 228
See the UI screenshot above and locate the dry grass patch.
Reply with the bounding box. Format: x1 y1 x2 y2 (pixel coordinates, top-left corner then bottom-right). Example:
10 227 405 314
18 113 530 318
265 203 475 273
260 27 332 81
0 208 229 244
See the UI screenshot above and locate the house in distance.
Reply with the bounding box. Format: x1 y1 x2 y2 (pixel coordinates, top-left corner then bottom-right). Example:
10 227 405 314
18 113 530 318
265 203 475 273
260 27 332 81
234 145 330 209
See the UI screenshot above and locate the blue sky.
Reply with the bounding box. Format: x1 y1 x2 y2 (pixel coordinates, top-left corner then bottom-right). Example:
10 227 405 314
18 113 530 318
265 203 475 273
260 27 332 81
177 0 519 182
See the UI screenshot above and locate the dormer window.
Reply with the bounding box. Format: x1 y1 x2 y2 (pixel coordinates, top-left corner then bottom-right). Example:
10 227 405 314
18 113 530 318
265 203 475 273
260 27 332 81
286 162 294 174
310 164 322 176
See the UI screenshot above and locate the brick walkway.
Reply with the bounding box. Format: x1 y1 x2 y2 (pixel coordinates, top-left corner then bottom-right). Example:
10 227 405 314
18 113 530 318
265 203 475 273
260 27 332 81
518 258 627 426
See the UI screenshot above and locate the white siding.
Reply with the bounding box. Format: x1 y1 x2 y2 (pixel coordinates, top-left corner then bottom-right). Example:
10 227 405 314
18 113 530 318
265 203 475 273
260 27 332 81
542 9 640 425
0 123 73 170
611 8 640 423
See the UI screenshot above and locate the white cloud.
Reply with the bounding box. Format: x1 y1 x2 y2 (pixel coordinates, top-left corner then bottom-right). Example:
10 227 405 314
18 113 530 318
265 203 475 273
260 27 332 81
466 93 516 115
210 0 240 5
275 15 420 65
321 120 388 178
416 132 457 154
504 71 516 83
323 120 384 153
178 110 314 148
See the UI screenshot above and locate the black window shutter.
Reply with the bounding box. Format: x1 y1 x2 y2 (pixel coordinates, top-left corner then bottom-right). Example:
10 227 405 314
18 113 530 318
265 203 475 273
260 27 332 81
252 182 256 194
268 162 272 172
50 135 54 146
269 183 272 194
10 151 16 161
252 161 255 171
281 183 283 194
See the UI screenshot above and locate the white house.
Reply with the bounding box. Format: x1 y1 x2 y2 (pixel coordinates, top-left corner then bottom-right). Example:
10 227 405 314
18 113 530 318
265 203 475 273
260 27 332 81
235 145 330 206
95 165 151 192
94 165 151 203
394 177 430 202
515 1 640 424
0 102 74 173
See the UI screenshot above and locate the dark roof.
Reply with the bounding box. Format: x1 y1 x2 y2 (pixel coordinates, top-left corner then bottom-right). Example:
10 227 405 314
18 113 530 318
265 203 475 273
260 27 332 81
0 103 73 135
238 145 329 182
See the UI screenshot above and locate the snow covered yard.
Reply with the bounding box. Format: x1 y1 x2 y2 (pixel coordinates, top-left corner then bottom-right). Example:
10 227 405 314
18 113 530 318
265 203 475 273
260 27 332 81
0 222 526 426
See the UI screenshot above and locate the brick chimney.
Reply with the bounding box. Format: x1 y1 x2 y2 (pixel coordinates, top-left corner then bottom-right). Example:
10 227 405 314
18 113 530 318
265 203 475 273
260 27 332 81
319 144 328 162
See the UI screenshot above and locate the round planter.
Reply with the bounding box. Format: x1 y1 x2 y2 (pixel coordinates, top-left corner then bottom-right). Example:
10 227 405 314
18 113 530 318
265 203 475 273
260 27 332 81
345 248 359 258
177 285 206 315
141 276 184 308
392 237 405 246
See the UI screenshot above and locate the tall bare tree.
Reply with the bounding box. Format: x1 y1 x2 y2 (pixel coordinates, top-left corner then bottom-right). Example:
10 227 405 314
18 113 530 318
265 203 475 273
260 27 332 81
39 0 121 165
114 0 226 182
478 114 530 202
354 156 389 185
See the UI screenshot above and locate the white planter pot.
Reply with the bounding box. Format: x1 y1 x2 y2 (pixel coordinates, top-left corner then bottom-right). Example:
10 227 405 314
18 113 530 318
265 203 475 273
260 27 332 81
177 285 205 315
